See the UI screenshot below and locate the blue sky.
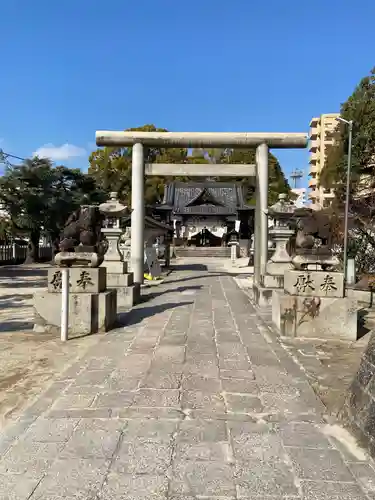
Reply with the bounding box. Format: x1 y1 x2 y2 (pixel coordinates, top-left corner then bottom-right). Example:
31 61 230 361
1 0 374 187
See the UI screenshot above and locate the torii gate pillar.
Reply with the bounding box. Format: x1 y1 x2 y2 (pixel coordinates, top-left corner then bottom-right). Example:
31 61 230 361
254 143 269 286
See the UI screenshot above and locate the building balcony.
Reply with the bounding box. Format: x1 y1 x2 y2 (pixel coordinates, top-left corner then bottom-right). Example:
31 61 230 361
322 191 335 199
309 138 320 151
309 163 319 174
309 150 319 161
310 117 319 127
308 178 317 188
309 189 320 199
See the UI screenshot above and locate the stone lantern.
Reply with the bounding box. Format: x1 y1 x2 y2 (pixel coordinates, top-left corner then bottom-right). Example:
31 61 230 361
263 193 295 285
99 192 140 307
99 192 128 272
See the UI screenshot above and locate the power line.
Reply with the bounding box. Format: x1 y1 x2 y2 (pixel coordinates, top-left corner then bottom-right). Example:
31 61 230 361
0 149 25 168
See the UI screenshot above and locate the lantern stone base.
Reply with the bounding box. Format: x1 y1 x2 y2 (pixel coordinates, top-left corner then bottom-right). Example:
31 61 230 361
107 272 140 308
272 291 358 341
33 289 117 335
252 283 276 308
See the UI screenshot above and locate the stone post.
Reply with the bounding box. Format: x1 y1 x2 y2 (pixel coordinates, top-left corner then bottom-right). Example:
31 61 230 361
131 143 145 285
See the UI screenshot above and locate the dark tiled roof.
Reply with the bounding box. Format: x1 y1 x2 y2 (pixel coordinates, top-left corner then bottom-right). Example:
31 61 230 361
160 182 251 215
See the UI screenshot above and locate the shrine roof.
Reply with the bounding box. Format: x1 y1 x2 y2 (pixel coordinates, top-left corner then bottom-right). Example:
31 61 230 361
157 181 253 215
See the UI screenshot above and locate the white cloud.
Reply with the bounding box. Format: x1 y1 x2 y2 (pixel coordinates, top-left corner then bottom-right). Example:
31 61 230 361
33 143 87 161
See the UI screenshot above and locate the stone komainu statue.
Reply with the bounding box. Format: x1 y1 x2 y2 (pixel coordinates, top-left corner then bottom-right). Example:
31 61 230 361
294 208 333 252
59 205 108 256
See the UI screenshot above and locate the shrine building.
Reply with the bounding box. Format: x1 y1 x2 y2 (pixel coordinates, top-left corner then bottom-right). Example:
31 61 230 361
153 181 254 247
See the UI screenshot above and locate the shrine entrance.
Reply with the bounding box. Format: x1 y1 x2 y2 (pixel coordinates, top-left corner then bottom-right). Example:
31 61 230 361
95 130 308 286
189 228 222 247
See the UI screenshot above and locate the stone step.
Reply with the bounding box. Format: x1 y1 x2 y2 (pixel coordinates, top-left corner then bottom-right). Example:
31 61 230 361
175 247 231 258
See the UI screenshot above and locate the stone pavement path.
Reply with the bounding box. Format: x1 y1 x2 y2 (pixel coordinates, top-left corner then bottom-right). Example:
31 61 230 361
1 262 375 499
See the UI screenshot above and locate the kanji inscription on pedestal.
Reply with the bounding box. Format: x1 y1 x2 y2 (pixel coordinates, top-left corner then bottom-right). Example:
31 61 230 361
294 273 315 293
284 270 344 297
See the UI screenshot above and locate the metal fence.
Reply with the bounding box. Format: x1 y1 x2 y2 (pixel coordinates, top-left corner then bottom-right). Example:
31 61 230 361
0 244 53 264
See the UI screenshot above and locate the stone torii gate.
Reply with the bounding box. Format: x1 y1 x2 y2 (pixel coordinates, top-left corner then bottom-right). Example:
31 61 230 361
96 131 308 285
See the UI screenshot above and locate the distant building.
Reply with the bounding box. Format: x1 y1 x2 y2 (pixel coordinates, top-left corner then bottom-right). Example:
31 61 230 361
291 187 307 208
308 113 340 209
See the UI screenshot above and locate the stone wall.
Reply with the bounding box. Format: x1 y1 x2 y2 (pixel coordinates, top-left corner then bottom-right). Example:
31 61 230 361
340 331 375 457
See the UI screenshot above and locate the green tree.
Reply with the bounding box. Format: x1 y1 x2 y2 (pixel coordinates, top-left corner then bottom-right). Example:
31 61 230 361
320 67 375 198
0 158 105 263
196 147 290 205
89 124 189 205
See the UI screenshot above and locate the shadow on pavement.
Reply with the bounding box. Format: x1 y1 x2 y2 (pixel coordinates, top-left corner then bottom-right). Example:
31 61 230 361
142 285 203 301
117 301 193 327
0 320 34 333
169 263 208 271
0 294 33 310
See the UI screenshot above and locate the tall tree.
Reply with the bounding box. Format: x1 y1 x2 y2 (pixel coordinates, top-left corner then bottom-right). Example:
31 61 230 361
89 124 189 205
320 67 375 198
0 158 104 263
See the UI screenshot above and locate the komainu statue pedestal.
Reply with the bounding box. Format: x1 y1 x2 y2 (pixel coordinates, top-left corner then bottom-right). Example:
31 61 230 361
34 266 117 335
33 205 117 336
272 207 359 341
272 270 358 341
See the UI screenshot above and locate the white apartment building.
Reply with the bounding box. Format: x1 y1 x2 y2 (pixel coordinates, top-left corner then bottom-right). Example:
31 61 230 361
308 113 340 208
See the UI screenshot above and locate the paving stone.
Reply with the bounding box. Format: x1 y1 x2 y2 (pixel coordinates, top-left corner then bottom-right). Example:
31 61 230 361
225 393 263 414
112 441 172 474
23 417 80 442
217 342 248 357
235 459 299 497
72 369 113 386
159 333 187 345
0 473 42 500
113 406 183 419
286 447 355 481
153 345 186 364
347 462 375 495
280 422 333 449
45 408 112 419
121 418 178 442
30 458 109 499
181 390 225 412
170 460 236 497
220 369 255 380
219 357 252 371
222 378 259 394
300 480 368 499
181 375 221 392
178 419 227 443
175 441 232 462
184 360 219 377
50 394 96 410
105 372 141 391
132 389 180 408
229 421 285 461
100 473 168 499
0 440 63 474
59 423 122 459
92 390 135 408
141 371 182 389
